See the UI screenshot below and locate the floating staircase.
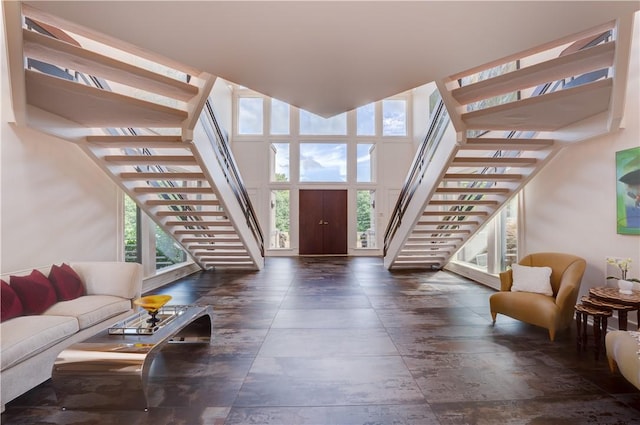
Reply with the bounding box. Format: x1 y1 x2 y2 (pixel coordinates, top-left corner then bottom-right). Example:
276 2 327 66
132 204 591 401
384 18 634 270
4 3 264 270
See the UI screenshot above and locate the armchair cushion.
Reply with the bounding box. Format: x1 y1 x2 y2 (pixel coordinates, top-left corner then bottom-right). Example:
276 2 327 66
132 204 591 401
510 263 553 296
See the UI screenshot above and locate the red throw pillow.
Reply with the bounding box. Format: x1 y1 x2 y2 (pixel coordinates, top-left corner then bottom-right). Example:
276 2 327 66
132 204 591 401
1 279 23 322
10 270 57 315
49 263 85 301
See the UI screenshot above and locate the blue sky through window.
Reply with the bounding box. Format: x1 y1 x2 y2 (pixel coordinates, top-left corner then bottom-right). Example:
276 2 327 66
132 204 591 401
300 143 347 182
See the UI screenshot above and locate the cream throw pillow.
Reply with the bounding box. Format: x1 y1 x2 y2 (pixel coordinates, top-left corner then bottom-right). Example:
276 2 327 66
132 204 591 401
510 263 553 296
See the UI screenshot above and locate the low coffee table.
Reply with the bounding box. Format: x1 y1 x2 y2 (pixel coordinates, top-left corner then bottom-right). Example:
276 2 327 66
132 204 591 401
52 304 213 411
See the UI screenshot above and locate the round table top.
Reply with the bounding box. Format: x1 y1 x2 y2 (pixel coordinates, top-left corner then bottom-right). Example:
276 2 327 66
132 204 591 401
575 303 613 316
589 287 640 307
580 295 632 310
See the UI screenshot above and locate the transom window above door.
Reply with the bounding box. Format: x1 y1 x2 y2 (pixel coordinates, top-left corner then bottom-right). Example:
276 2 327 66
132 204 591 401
300 143 347 182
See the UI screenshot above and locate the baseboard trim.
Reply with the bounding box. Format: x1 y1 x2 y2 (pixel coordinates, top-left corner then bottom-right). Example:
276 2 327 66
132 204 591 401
142 262 201 293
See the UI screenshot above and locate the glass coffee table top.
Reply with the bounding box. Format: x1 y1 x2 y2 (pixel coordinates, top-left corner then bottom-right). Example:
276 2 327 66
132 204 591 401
108 305 189 335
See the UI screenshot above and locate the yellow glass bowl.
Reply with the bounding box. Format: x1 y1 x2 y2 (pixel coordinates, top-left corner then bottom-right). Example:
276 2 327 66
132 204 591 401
133 295 172 313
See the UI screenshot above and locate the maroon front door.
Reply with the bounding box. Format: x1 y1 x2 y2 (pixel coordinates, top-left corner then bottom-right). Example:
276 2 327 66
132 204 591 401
299 190 347 255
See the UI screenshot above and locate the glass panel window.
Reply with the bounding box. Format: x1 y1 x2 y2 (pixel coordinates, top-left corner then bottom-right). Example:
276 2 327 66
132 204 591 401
357 190 376 248
271 99 290 135
299 110 347 135
382 99 407 136
356 103 375 136
154 224 187 270
300 143 347 182
124 195 139 263
457 226 489 271
357 143 375 183
501 197 518 271
238 97 263 135
270 190 290 249
270 142 290 182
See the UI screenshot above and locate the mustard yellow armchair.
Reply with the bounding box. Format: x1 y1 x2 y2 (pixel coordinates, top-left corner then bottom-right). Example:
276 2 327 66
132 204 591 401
490 252 587 341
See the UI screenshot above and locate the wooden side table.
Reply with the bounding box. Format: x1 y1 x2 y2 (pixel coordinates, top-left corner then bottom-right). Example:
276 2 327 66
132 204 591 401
574 303 612 360
588 287 640 331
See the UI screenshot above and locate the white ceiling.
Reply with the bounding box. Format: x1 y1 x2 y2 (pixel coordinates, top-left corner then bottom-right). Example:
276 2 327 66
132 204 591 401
23 1 640 117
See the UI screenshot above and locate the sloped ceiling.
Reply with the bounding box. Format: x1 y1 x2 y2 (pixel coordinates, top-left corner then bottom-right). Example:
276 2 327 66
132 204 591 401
23 1 640 117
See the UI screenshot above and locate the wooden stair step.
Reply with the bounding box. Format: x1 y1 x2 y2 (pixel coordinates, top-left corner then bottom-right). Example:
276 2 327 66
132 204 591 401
198 255 252 260
165 220 231 227
417 220 480 226
404 243 458 249
146 199 220 206
103 155 196 165
430 199 499 206
435 187 510 194
25 70 188 128
87 135 187 149
412 229 471 234
194 249 248 256
120 172 205 181
182 238 240 244
461 78 612 131
23 29 198 102
174 229 237 235
188 244 243 249
442 173 524 181
156 211 226 217
422 211 488 216
408 237 464 242
133 187 211 194
460 138 554 150
452 41 615 104
451 157 537 167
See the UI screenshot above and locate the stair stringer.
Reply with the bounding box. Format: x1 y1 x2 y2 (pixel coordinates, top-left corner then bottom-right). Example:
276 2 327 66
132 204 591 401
188 117 265 270
383 121 459 269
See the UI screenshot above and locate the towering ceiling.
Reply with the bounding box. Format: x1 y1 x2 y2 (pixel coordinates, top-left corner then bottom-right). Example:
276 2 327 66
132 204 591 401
23 1 640 117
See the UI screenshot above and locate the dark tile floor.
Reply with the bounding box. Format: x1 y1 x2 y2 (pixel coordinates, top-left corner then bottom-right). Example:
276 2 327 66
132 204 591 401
2 256 639 424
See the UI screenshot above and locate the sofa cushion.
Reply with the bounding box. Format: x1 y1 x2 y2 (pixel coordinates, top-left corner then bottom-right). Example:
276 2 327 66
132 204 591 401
0 315 79 371
1 279 23 322
9 270 58 315
69 262 141 299
44 295 132 330
48 263 85 301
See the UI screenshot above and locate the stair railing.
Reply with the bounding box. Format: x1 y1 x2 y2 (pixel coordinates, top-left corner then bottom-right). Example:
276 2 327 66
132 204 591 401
200 100 265 256
383 96 450 255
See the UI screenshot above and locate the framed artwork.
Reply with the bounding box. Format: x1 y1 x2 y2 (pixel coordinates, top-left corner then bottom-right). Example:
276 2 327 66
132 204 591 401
615 146 640 235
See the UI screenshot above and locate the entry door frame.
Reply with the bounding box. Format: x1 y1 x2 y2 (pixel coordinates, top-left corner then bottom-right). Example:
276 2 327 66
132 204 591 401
299 189 348 255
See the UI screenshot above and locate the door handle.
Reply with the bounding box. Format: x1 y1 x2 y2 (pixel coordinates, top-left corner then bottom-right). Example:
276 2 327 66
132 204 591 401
319 220 323 225
318 220 329 225
324 221 329 225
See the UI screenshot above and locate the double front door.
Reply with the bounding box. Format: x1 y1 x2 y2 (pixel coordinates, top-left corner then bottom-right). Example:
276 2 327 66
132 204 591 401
299 190 347 255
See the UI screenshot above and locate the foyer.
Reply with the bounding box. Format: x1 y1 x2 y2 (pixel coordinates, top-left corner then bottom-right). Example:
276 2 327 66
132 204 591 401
2 257 638 424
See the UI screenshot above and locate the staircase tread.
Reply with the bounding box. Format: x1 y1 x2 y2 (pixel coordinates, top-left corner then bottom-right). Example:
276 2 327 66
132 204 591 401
461 78 613 131
25 70 188 128
452 41 615 104
23 29 198 102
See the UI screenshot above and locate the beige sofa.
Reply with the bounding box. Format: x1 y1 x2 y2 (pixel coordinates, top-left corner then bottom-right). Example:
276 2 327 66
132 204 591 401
606 330 640 390
0 262 143 412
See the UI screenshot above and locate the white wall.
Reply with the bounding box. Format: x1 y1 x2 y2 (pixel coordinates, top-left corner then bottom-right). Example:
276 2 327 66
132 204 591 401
523 16 640 299
209 78 233 138
1 15 121 273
